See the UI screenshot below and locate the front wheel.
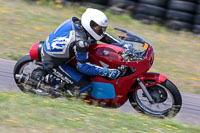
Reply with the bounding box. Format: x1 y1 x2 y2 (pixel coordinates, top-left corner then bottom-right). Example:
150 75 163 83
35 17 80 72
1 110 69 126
128 79 182 117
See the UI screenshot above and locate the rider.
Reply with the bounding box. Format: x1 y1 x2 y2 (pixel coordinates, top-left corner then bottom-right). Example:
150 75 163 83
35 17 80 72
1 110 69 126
41 8 121 90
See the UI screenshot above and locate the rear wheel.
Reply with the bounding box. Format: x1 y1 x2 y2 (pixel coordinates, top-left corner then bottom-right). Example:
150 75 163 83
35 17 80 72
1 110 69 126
14 55 33 90
128 79 182 117
13 55 51 96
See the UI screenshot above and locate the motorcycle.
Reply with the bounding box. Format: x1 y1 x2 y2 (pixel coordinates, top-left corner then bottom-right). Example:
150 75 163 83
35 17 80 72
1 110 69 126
13 28 182 117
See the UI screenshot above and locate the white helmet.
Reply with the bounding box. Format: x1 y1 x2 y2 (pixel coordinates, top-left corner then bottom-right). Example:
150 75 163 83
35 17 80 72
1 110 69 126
81 8 108 40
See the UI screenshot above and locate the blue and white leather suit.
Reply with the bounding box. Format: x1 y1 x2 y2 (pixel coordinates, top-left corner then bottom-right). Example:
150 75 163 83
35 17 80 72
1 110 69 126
41 17 119 87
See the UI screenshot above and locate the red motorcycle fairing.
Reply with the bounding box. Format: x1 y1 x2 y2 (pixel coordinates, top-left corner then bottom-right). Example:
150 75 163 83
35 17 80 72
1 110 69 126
141 72 167 86
30 41 40 61
90 74 138 107
84 44 156 107
88 72 167 107
29 41 44 61
130 72 167 92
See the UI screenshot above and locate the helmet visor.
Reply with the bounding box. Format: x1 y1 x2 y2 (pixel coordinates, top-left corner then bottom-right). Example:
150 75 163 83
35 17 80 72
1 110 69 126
90 20 107 36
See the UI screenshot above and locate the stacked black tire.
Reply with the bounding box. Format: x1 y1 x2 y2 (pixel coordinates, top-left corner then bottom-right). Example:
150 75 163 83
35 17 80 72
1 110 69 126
83 0 108 6
193 1 200 34
133 0 167 23
166 0 197 31
108 0 137 14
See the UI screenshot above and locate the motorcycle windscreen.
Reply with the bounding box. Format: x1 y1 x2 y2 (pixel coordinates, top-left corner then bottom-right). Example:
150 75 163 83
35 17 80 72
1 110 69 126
91 82 116 99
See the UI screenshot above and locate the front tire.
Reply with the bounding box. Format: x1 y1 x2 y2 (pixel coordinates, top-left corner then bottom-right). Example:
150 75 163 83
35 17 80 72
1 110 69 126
128 79 182 117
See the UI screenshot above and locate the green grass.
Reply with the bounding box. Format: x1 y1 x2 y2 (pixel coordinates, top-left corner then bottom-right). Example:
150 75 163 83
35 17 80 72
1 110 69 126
0 0 200 94
0 92 200 133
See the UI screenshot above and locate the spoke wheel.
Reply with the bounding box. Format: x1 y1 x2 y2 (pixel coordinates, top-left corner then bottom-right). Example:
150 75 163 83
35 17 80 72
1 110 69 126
128 79 182 117
13 55 50 96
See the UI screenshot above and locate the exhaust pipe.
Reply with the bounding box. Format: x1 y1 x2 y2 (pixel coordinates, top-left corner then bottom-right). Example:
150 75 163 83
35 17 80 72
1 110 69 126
15 74 51 96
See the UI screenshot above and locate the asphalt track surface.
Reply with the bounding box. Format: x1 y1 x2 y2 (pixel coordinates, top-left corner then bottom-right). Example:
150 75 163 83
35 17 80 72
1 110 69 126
0 58 200 126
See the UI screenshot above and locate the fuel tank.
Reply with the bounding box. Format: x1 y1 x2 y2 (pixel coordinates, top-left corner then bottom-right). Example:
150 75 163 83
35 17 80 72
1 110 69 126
88 44 124 69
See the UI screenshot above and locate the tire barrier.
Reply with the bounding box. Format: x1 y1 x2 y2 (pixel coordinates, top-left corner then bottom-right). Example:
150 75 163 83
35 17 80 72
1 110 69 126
83 0 108 6
109 0 200 34
28 0 200 34
108 7 128 14
166 10 194 23
194 14 200 25
197 4 200 14
165 0 197 31
166 20 193 31
168 0 197 13
139 0 167 7
136 3 166 18
133 0 167 23
134 13 162 24
193 25 200 34
108 0 136 13
193 3 200 34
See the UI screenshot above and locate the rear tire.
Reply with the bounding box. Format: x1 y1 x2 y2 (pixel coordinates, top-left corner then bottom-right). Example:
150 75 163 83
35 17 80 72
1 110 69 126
13 55 44 93
128 79 182 117
13 55 33 85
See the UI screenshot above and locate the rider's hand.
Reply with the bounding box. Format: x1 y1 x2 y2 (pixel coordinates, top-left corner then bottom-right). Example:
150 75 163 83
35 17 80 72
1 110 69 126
100 68 121 79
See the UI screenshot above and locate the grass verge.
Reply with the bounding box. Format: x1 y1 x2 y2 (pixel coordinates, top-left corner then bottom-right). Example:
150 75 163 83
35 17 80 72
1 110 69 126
0 92 200 133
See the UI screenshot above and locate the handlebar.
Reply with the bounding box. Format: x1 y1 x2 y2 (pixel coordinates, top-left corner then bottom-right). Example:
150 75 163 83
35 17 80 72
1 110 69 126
113 28 151 61
117 42 147 61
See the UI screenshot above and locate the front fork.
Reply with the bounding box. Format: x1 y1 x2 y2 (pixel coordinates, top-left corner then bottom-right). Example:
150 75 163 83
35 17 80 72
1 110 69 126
137 78 155 104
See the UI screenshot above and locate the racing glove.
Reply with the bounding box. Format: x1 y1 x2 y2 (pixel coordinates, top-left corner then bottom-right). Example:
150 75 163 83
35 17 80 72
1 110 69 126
99 68 121 79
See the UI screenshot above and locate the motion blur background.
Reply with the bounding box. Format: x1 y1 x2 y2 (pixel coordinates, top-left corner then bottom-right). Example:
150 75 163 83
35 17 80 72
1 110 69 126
0 1 200 132
0 0 200 94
